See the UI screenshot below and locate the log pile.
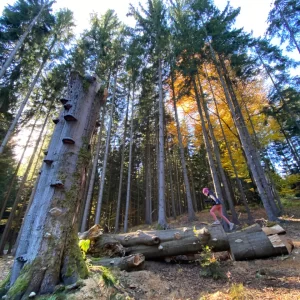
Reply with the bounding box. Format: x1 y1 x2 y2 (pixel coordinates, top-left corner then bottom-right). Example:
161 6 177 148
79 223 293 270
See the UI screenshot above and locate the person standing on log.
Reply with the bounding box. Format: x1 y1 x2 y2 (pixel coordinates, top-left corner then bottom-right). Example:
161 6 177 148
202 187 235 230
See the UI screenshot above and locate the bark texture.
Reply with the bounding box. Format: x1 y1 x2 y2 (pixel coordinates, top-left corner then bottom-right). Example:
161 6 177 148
7 72 104 299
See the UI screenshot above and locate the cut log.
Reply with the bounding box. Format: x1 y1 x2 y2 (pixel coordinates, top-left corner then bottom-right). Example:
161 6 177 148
268 234 292 254
277 235 294 254
90 254 145 271
228 225 289 260
90 225 229 259
83 223 290 262
78 224 103 240
262 224 286 236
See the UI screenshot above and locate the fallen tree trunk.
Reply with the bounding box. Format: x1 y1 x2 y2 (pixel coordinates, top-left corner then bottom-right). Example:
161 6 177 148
84 224 292 261
90 225 230 258
90 254 145 271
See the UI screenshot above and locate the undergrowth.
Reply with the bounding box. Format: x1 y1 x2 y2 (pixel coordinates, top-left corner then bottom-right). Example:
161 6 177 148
99 266 117 286
198 246 226 280
229 283 245 299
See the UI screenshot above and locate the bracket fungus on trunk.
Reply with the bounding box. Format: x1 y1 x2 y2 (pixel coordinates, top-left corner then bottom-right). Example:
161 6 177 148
62 137 75 145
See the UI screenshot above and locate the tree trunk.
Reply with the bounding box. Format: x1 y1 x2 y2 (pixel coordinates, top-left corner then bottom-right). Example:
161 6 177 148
204 65 252 221
196 73 238 223
95 74 117 224
0 1 49 80
167 149 177 219
145 120 152 225
256 51 300 133
157 59 167 228
124 90 135 233
174 155 182 216
114 86 130 232
192 78 230 227
80 96 107 232
218 55 279 218
277 4 300 54
170 69 195 221
6 72 104 299
206 39 277 220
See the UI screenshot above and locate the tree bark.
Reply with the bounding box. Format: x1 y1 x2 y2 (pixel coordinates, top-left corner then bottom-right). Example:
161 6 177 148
7 72 104 299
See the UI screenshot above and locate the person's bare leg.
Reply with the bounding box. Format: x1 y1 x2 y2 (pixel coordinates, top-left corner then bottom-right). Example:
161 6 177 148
210 206 219 222
216 205 231 225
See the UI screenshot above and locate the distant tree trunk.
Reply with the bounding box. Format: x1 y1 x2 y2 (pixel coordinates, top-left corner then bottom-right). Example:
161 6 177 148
189 168 198 212
124 91 135 233
204 65 252 220
206 39 278 220
174 155 182 216
0 116 39 224
95 73 117 224
0 1 49 80
241 91 283 212
256 51 300 132
0 102 52 255
81 101 107 232
167 150 176 219
218 55 279 219
145 120 152 224
170 69 195 221
115 85 130 232
193 78 230 227
196 73 238 223
7 72 103 298
276 3 300 54
157 59 167 228
0 62 45 154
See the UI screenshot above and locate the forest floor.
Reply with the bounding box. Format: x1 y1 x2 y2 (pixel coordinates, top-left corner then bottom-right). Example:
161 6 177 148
1 204 300 300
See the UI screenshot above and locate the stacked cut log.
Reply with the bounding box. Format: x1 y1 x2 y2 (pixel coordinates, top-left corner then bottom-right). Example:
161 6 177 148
79 223 293 270
228 224 292 260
